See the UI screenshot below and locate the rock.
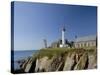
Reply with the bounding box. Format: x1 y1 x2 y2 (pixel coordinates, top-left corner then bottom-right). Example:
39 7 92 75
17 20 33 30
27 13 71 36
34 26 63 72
88 54 97 69
35 58 39 72
74 52 88 70
35 54 65 72
24 57 33 72
47 55 63 71
21 57 31 70
63 52 76 70
19 49 97 73
21 56 36 73
35 56 51 72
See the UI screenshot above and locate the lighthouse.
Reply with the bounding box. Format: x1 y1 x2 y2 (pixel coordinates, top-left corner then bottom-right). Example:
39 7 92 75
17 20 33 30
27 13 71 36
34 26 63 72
60 25 66 48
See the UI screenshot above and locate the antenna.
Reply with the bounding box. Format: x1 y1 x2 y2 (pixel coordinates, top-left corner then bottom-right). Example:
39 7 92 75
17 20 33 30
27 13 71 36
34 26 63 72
62 25 66 32
75 35 77 39
43 39 47 48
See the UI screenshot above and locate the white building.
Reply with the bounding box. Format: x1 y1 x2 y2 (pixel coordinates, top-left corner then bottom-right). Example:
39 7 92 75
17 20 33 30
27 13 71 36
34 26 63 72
74 35 97 48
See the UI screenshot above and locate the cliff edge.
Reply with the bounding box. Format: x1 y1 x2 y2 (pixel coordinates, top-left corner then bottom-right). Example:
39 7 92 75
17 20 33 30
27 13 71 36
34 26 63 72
19 48 97 73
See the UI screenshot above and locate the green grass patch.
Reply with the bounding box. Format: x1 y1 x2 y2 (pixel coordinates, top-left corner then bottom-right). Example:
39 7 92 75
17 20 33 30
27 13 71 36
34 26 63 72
32 47 96 59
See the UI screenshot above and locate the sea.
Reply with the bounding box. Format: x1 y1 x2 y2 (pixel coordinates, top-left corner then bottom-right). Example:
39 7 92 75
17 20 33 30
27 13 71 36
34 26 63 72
11 50 38 70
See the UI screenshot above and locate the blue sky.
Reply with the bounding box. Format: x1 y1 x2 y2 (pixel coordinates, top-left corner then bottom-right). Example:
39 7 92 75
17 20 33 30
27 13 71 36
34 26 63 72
12 2 97 50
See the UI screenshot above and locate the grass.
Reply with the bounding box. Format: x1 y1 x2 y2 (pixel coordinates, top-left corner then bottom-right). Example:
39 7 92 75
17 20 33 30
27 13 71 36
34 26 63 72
32 47 96 59
36 49 66 59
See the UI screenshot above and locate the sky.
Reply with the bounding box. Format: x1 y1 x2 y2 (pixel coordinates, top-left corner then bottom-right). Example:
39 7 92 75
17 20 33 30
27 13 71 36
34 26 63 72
12 1 97 50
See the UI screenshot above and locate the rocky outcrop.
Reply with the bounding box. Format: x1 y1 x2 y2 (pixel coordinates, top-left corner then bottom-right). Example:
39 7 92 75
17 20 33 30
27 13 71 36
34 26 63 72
88 53 97 69
63 52 76 70
74 52 88 70
35 56 51 72
20 49 97 73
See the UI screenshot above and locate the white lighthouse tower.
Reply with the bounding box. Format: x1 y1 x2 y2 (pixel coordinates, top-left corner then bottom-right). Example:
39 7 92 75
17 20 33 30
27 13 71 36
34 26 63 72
60 25 66 48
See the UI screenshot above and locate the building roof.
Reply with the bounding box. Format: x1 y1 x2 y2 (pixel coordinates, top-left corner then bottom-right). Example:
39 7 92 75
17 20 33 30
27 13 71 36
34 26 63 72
74 35 96 42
